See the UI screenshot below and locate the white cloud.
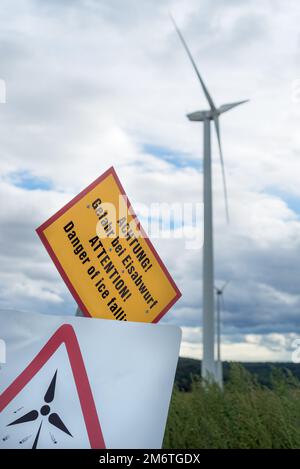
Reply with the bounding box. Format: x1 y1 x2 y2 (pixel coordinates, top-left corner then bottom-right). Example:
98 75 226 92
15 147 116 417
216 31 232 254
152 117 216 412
1 0 300 360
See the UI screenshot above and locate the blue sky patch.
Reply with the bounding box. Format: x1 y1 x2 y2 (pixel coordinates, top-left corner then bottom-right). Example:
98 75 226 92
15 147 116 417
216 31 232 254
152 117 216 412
143 144 201 170
267 187 300 217
9 170 52 191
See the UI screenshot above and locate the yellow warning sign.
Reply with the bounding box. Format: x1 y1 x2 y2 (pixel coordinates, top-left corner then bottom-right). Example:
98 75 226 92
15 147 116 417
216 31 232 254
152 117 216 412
37 167 181 323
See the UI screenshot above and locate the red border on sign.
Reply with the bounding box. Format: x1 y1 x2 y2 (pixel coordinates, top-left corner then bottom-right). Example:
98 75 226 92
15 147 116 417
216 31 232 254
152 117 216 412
0 324 106 449
36 166 181 323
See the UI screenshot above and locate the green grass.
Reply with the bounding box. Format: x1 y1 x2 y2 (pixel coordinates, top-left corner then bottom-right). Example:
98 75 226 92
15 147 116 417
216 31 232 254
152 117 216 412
163 364 300 449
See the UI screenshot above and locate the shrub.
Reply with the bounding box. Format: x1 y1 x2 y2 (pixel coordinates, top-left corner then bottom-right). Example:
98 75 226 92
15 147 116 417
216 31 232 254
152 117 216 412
163 364 300 449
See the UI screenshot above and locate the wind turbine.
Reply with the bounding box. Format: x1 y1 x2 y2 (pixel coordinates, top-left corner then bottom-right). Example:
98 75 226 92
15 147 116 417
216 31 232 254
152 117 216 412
215 281 229 386
171 16 248 383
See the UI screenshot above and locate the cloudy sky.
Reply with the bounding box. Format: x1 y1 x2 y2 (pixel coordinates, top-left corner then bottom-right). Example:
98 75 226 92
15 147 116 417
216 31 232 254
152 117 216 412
1 0 300 361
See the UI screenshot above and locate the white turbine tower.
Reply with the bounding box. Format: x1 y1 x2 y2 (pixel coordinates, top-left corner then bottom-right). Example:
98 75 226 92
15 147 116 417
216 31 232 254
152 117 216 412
171 16 248 383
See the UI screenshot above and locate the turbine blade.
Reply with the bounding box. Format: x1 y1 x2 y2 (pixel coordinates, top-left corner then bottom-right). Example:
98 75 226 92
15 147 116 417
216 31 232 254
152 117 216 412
221 294 226 312
221 280 230 292
213 115 229 223
170 14 216 111
219 100 249 114
32 421 43 450
49 413 72 437
44 370 57 403
7 410 39 426
216 294 220 317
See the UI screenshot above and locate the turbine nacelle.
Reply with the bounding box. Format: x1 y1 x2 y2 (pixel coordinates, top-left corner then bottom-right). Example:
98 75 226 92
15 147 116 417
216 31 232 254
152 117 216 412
187 110 216 121
187 100 249 122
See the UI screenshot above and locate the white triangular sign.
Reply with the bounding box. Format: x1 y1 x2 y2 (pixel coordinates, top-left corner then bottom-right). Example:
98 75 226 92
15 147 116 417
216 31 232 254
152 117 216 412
0 310 181 449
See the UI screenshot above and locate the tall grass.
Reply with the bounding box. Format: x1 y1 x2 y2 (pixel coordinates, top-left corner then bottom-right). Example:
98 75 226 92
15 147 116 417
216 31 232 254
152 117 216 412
163 364 300 449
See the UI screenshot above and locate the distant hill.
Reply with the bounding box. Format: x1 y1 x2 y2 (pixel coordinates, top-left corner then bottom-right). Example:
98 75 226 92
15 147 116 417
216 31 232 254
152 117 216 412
175 357 300 391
